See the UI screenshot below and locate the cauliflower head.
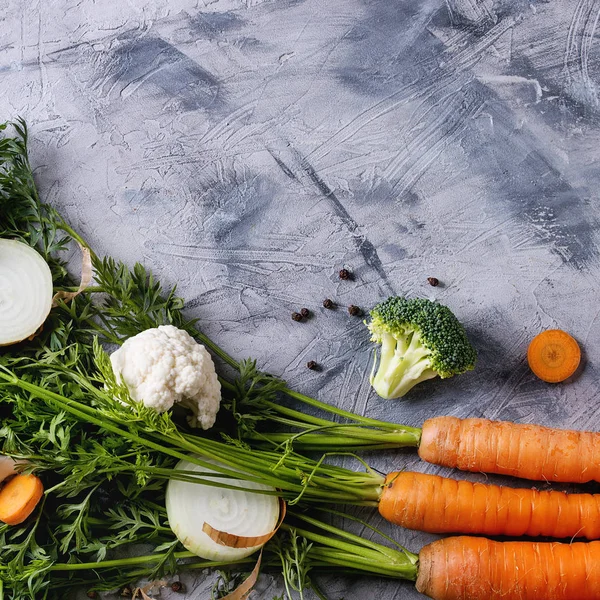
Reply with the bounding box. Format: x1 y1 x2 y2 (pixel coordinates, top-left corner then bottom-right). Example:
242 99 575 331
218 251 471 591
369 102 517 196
110 325 221 429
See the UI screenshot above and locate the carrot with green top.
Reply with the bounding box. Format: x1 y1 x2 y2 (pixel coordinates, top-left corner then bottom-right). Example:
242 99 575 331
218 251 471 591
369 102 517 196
251 399 600 483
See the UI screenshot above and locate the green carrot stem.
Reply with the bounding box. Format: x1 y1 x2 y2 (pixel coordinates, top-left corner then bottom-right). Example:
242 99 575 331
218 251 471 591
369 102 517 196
0 370 383 505
307 547 418 580
289 512 413 561
247 426 420 449
0 371 298 493
49 551 196 571
49 204 422 451
280 523 412 568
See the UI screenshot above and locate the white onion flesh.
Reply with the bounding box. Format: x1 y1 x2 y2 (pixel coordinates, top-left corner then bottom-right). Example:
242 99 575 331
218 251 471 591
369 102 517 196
166 458 281 561
0 239 53 346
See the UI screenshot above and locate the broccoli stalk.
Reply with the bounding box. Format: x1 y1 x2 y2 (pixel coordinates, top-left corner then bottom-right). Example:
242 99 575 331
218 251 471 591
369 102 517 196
367 297 477 400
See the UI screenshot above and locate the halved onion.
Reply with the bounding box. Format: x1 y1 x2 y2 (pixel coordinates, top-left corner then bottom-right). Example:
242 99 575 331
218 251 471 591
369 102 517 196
166 458 281 561
0 239 53 346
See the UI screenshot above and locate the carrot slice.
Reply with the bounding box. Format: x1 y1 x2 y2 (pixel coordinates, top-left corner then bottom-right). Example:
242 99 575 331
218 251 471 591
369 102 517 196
0 474 44 525
527 329 581 383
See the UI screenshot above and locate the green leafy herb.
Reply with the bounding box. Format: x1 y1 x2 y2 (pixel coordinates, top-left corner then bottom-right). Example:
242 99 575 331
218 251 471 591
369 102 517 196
0 119 422 599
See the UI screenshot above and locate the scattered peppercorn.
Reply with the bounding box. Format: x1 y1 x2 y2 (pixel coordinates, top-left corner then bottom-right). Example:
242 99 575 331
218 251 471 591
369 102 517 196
86 592 99 599
307 361 318 370
119 586 132 598
348 305 361 316
323 298 334 309
292 312 303 322
171 581 186 593
300 308 310 318
427 277 440 287
338 268 352 280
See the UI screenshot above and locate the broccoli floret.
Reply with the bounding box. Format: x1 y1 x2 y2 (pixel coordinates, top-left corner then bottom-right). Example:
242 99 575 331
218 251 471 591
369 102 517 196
367 296 477 399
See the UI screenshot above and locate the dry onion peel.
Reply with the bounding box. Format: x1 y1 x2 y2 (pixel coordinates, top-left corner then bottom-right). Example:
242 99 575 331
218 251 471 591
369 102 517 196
0 457 24 483
166 458 282 561
132 580 167 600
221 550 263 600
51 242 92 307
0 239 53 346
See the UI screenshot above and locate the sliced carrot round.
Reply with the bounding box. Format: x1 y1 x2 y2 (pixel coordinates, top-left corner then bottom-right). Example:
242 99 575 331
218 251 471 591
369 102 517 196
0 474 44 525
527 329 581 383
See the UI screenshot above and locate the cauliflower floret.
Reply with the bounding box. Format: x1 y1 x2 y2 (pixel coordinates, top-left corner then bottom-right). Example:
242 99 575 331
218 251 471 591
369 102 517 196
110 325 221 429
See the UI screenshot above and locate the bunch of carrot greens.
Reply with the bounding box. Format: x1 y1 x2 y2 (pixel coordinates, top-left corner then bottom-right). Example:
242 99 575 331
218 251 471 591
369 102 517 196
0 119 419 598
1 119 600 600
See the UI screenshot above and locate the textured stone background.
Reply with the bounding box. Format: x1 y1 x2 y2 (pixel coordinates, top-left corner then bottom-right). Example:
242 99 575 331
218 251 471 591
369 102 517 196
3 0 600 598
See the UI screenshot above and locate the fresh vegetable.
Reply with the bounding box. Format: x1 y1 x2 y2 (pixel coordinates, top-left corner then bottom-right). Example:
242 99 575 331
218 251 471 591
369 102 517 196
10 363 600 545
110 325 222 429
379 470 600 539
21 509 419 598
285 519 600 600
418 415 600 483
417 536 600 600
21 515 600 600
367 296 477 399
0 239 53 346
527 329 581 383
246 396 600 486
166 458 281 561
0 473 44 525
1 363 385 507
3 118 600 600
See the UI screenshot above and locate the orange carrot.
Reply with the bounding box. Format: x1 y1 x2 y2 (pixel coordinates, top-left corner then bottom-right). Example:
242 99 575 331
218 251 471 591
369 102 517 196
0 474 44 525
418 415 600 483
379 470 600 539
527 329 581 383
416 536 600 600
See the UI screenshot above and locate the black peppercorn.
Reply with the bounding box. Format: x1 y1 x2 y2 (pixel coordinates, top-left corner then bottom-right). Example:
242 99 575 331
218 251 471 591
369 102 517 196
307 361 318 370
171 581 185 593
323 298 334 309
300 308 310 318
339 268 352 280
427 277 439 287
86 592 99 599
292 312 303 322
348 305 361 316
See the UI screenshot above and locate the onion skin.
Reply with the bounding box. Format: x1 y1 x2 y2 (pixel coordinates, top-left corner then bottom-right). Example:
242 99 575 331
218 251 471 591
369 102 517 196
0 457 20 483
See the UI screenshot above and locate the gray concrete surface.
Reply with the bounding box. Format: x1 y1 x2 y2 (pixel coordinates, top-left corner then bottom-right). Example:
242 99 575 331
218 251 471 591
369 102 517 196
3 0 600 598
